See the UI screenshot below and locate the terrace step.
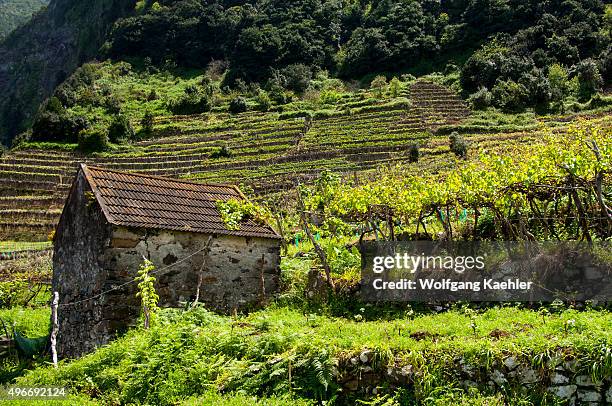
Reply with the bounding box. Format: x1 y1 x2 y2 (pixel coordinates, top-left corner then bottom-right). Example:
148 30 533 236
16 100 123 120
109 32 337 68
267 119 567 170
0 222 56 242
0 180 63 195
0 163 75 176
0 196 65 209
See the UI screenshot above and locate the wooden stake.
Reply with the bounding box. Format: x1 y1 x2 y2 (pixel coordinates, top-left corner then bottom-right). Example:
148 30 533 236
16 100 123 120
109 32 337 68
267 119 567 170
50 291 59 368
259 254 266 304
193 236 214 308
296 188 335 291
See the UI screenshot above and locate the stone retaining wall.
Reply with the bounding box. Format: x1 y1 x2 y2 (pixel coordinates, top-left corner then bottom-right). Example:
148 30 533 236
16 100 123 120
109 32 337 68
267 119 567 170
335 350 610 405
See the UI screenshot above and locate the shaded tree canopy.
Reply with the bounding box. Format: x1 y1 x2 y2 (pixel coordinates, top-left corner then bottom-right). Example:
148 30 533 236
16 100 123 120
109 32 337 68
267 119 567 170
106 0 609 88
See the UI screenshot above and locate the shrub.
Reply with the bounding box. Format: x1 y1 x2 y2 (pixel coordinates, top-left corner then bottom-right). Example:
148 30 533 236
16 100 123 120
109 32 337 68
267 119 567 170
468 87 492 110
575 59 603 101
147 89 158 101
256 90 272 112
548 64 570 102
105 95 122 114
282 64 313 93
401 73 416 82
210 145 232 159
370 75 387 98
31 106 89 143
168 85 212 115
108 114 135 143
389 77 402 97
270 88 294 105
53 84 78 107
229 97 248 114
588 94 612 109
519 69 551 109
0 281 32 308
78 129 109 153
449 132 469 158
491 80 528 112
319 89 342 105
136 259 159 329
408 144 420 163
140 111 154 135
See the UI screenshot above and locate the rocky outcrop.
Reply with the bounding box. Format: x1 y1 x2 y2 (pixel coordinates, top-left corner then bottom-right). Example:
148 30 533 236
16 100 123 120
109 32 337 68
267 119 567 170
0 0 135 145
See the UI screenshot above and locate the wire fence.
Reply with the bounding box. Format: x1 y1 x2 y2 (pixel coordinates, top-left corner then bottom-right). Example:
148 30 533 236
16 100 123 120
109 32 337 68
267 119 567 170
59 244 210 308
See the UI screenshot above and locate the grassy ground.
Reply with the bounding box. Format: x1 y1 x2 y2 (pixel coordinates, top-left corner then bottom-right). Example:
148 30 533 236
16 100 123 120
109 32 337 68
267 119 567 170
0 242 52 253
7 305 610 405
0 307 49 338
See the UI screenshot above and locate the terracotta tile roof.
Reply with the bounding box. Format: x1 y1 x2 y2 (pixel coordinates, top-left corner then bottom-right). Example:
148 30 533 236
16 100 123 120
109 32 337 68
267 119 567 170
80 164 280 239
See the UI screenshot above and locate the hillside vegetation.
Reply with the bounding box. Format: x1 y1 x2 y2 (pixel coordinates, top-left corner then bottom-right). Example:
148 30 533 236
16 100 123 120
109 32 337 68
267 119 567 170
1 0 611 145
0 1 611 405
7 305 611 405
2 61 611 241
0 0 47 39
0 0 135 145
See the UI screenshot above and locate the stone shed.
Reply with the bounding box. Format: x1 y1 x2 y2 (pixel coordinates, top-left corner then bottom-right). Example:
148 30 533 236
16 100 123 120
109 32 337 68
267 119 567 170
53 164 281 358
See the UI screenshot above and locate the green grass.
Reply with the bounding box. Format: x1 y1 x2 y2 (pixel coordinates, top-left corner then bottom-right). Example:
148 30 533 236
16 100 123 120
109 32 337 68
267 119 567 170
0 241 52 253
11 305 610 405
0 308 50 338
181 392 315 405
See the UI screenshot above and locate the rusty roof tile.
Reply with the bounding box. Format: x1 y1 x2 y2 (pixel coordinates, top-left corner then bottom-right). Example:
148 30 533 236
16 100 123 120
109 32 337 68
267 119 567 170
79 165 280 239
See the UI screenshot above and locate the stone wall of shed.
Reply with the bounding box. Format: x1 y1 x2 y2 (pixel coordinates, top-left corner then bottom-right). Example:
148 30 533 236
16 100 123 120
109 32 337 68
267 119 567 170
52 172 114 359
104 227 281 314
56 226 280 358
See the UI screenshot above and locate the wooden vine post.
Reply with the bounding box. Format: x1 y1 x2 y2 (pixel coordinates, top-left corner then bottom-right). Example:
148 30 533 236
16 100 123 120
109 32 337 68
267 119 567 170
193 235 214 307
259 254 267 304
296 188 335 291
50 291 59 368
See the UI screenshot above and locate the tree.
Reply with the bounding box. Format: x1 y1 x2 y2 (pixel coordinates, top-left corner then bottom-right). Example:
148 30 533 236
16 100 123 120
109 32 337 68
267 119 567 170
449 132 469 159
281 64 312 94
370 75 387 98
461 40 511 93
108 114 135 143
491 80 529 112
340 28 391 78
229 97 248 114
229 25 283 83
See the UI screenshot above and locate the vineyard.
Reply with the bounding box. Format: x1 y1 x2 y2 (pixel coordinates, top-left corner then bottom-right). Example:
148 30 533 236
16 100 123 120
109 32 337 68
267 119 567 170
1 1 611 403
0 80 465 241
2 78 610 243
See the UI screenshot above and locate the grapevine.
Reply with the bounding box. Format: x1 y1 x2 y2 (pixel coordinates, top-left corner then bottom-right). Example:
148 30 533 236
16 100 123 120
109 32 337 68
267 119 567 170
303 122 611 241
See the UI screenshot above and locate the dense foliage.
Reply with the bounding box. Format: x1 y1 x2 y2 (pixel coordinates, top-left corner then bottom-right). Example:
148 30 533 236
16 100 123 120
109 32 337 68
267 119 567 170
20 1 612 144
302 122 611 242
12 306 611 405
107 0 610 90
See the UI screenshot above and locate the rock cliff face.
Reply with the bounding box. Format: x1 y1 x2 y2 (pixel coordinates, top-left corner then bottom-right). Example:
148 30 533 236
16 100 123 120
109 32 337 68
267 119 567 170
0 0 49 40
0 0 135 146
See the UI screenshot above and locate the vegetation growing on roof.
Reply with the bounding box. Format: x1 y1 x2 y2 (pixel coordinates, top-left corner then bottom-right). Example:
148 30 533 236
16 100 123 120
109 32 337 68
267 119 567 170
217 199 271 231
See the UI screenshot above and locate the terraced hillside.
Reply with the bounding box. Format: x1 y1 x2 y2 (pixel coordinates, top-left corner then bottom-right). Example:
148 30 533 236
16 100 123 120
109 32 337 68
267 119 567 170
1 80 610 242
